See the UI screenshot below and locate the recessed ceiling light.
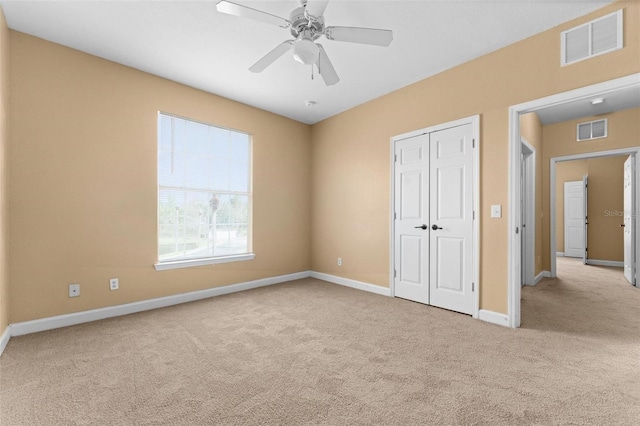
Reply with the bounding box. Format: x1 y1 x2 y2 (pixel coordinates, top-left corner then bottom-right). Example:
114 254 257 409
305 100 317 107
591 98 605 105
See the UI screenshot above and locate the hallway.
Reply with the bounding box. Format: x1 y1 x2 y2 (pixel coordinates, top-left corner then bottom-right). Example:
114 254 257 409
521 257 640 338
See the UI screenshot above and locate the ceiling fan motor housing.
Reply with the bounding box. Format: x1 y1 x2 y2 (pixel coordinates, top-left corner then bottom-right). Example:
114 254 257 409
289 6 324 40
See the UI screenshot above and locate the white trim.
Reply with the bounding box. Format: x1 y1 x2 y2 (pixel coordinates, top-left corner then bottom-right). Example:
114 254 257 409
521 137 536 286
472 116 481 318
509 73 640 328
534 271 548 285
586 259 624 268
556 252 565 257
154 253 256 271
478 309 509 327
310 271 391 296
389 115 480 318
9 271 310 337
0 326 10 357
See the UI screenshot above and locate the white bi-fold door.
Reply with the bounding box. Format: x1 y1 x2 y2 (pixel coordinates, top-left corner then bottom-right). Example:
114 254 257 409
394 123 475 315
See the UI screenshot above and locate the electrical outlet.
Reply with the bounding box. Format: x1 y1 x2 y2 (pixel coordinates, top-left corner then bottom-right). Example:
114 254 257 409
109 278 119 291
68 284 80 298
337 257 342 266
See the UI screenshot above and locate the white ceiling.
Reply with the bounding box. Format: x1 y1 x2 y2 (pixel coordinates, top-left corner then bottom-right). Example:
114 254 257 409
535 85 640 125
1 0 616 124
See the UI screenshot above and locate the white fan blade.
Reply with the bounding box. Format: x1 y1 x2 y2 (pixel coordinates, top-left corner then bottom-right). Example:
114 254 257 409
325 26 393 47
316 44 339 86
217 1 290 28
249 41 294 73
305 0 329 20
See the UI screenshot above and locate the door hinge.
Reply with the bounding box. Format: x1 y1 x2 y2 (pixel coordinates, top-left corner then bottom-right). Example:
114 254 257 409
394 212 397 220
472 211 475 220
472 282 475 292
394 269 397 278
472 139 475 148
394 154 398 162
516 227 519 234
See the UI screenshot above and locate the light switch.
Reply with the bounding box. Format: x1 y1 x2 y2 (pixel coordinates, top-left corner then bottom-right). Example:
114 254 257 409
491 205 502 218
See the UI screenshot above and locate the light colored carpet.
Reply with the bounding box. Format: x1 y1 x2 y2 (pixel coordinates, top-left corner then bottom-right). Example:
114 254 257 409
1 257 639 425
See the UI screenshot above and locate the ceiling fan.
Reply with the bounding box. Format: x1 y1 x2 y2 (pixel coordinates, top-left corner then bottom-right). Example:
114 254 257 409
216 0 393 86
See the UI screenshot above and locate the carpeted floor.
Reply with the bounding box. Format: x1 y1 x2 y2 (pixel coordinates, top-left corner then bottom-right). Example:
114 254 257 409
1 257 639 425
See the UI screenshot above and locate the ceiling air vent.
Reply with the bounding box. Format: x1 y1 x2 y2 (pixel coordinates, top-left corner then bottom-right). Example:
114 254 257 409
577 119 607 141
561 10 623 66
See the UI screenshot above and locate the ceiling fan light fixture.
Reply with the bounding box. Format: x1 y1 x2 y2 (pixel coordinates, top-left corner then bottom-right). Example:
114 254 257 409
293 38 319 65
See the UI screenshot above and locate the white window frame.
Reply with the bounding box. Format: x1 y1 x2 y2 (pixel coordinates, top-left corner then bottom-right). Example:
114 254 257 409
154 112 254 271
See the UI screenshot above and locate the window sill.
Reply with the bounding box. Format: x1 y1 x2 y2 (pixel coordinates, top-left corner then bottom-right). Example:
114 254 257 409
154 253 256 271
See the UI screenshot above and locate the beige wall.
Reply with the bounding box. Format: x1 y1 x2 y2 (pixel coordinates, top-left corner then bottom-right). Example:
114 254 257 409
311 1 640 314
542 107 640 271
0 8 9 333
586 156 627 261
9 32 311 323
520 113 543 275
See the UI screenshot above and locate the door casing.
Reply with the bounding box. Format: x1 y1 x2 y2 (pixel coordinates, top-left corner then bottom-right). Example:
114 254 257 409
551 151 637 276
389 115 480 319
521 138 536 286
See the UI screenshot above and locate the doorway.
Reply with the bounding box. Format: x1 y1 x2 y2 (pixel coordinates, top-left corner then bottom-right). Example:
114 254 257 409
508 72 640 328
390 115 480 317
551 152 636 277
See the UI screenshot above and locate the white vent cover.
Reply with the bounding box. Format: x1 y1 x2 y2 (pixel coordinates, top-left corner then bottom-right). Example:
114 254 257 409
577 119 607 141
561 10 623 66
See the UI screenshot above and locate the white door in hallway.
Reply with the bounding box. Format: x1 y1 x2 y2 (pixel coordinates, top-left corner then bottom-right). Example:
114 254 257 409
564 180 586 258
623 156 635 284
394 124 475 315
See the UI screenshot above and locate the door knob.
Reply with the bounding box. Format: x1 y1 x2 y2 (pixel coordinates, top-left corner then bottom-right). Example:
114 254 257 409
414 224 428 230
432 224 443 230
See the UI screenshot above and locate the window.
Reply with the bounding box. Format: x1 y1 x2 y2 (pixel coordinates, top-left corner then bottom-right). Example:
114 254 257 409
155 113 253 270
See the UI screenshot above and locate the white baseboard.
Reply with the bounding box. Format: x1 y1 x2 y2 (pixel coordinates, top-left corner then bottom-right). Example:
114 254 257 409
478 309 510 327
534 271 551 284
309 271 391 297
556 252 564 257
1 270 517 356
9 271 312 338
586 259 624 268
0 326 10 357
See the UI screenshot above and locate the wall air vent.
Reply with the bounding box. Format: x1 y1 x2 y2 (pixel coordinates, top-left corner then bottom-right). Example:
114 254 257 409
561 10 623 66
577 119 607 141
